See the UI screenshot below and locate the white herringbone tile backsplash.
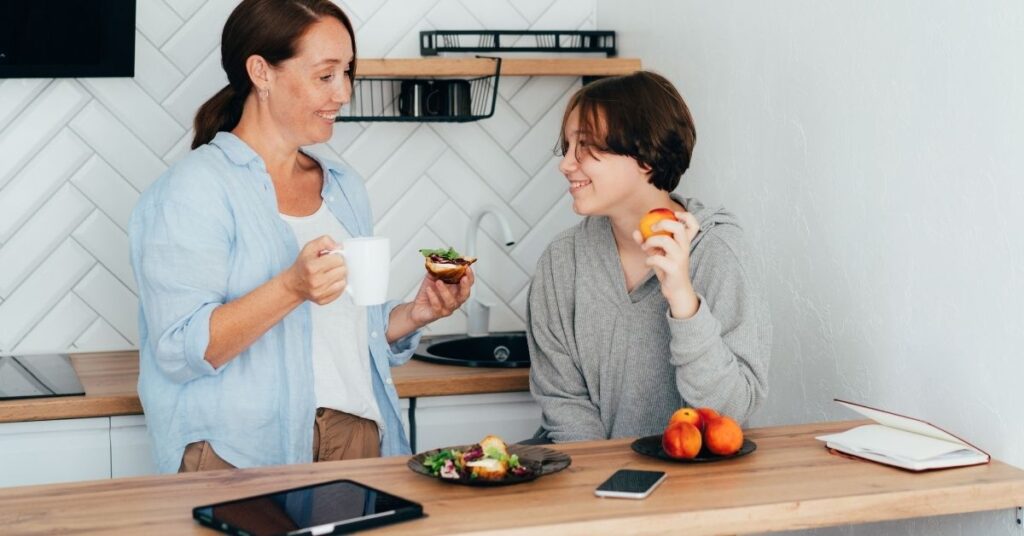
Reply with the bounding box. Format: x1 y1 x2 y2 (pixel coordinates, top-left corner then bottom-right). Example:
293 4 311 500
0 0 594 354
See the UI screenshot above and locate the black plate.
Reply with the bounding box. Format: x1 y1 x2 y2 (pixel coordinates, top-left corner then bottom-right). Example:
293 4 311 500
631 435 757 463
408 444 571 486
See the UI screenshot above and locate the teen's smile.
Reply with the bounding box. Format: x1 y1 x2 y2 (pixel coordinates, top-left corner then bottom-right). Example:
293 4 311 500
568 178 592 193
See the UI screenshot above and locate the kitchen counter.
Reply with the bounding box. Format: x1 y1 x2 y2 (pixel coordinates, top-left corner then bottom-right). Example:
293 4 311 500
0 351 529 424
1 420 1021 535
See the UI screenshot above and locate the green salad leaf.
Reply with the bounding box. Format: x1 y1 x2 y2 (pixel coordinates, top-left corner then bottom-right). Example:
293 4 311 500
419 247 461 260
423 449 462 475
483 446 505 460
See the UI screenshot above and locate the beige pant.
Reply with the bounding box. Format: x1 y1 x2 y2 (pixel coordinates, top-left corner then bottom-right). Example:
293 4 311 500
312 407 380 462
178 408 381 472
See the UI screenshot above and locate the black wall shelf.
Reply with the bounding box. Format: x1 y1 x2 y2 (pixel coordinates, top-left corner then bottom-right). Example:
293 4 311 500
420 30 616 57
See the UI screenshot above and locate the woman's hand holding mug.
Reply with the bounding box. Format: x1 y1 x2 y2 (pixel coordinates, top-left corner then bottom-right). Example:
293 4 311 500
283 235 348 305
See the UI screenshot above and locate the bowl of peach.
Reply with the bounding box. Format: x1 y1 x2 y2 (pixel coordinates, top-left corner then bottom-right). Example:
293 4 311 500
631 407 756 463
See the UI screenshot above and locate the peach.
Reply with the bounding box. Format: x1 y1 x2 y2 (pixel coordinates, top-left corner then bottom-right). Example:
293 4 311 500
668 407 701 430
704 416 744 456
639 208 678 241
662 421 702 459
695 407 720 433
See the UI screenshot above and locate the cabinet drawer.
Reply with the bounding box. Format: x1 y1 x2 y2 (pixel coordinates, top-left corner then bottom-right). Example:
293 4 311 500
0 417 111 487
414 392 541 452
110 415 158 478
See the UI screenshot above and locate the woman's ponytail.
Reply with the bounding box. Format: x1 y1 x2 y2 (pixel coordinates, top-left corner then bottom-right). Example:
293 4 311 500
191 84 244 149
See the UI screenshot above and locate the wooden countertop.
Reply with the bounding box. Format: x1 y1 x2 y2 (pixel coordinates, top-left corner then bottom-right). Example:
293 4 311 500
1 420 1021 535
0 351 529 424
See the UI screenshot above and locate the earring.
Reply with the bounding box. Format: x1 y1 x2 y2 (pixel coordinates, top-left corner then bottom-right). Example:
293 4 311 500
258 87 269 100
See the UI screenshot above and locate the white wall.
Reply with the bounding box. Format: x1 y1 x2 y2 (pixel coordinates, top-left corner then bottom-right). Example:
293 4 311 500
597 1 1024 534
0 0 597 355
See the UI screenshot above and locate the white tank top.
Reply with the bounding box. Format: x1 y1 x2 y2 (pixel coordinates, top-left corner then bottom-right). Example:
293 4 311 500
279 201 383 427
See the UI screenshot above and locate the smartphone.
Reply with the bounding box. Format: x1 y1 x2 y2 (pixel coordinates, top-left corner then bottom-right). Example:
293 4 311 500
594 469 667 499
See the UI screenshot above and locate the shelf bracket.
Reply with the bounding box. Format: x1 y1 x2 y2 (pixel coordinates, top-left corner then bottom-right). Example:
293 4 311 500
1016 506 1022 529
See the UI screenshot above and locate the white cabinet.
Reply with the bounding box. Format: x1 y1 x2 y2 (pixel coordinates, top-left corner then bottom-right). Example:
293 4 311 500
0 417 111 488
0 392 538 488
413 392 542 452
110 415 158 478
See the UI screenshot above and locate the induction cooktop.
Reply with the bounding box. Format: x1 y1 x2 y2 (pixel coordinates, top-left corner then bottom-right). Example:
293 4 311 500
0 354 85 400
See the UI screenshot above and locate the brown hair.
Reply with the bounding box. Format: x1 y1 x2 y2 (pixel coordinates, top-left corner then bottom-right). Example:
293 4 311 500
191 0 356 149
558 71 697 192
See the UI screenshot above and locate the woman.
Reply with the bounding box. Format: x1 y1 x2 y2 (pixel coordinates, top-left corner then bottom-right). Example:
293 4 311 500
129 0 472 473
527 71 771 443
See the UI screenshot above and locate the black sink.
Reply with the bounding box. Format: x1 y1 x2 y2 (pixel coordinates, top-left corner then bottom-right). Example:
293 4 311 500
413 331 530 368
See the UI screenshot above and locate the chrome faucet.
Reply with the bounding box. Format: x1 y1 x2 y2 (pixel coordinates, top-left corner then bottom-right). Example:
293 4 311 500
465 205 516 337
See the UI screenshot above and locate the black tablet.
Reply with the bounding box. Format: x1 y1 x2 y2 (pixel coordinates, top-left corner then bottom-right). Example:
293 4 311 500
192 479 424 535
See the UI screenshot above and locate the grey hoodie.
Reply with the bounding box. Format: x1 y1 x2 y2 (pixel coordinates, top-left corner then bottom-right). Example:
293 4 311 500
527 196 772 442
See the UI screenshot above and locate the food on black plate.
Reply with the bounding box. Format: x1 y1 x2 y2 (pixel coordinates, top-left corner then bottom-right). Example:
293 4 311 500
421 435 532 481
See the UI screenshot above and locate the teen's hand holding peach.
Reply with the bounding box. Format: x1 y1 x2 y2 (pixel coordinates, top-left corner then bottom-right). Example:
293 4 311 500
632 209 702 319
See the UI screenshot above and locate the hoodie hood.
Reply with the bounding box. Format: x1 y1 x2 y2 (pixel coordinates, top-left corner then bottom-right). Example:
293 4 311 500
671 194 743 250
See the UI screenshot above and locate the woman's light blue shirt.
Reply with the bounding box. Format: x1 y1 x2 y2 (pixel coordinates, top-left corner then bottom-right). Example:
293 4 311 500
129 132 420 473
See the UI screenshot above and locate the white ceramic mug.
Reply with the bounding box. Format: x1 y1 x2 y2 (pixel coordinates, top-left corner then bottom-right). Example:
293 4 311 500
325 237 390 306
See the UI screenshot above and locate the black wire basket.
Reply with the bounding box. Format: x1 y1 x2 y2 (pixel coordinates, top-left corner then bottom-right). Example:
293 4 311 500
336 57 501 123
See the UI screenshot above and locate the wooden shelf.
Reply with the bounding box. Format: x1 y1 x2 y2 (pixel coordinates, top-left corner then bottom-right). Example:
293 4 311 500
356 58 641 77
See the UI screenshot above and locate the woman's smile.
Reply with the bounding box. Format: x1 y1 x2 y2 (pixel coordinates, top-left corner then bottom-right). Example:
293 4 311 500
315 109 339 122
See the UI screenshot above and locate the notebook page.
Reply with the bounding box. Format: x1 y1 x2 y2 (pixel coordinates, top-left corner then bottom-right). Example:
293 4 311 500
817 424 974 462
836 400 977 450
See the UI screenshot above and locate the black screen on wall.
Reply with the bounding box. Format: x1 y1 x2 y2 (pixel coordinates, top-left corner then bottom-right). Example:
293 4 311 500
0 0 136 78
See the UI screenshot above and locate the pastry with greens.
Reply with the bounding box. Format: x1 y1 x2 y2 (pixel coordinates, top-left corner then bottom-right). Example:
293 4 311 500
419 247 477 284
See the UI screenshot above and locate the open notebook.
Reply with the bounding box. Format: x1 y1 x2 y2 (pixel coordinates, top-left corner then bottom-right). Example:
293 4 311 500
815 399 990 471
